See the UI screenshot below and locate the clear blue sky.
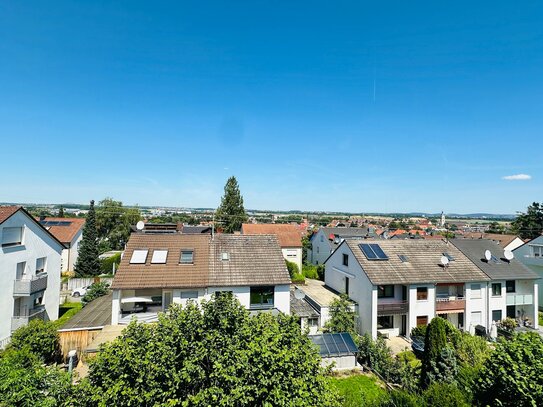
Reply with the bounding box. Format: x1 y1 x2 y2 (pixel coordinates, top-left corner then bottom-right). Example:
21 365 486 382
1 1 542 214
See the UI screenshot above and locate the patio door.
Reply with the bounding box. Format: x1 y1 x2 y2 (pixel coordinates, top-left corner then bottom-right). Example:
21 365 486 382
163 291 173 311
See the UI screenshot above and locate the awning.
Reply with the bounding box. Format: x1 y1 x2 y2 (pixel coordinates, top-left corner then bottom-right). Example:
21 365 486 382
121 296 153 304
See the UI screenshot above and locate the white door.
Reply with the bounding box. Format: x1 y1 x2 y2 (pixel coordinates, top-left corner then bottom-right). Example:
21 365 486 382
163 291 173 311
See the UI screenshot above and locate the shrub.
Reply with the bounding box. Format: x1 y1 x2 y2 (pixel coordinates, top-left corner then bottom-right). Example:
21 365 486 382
358 334 397 381
410 324 427 339
100 252 121 274
421 317 448 388
499 317 517 332
9 319 62 364
286 260 300 278
82 281 110 307
423 383 469 407
302 264 319 279
378 390 422 407
324 294 356 336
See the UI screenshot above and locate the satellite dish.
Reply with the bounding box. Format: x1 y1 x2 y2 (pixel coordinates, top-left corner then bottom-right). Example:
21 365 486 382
136 221 145 231
294 288 306 300
484 250 492 262
334 237 340 244
440 256 449 266
504 250 514 261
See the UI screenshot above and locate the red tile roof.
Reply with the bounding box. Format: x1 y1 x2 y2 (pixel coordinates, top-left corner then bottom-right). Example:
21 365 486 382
0 206 21 224
241 223 302 247
38 217 86 244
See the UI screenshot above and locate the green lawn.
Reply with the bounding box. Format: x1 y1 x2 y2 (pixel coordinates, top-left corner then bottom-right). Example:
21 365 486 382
55 302 82 328
328 372 387 407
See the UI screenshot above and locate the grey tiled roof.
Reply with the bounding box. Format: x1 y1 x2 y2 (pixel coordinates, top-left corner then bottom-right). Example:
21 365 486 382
290 289 320 317
209 234 291 287
345 239 490 285
451 239 539 280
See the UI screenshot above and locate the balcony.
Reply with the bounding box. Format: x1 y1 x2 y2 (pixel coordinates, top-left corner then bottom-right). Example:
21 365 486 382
506 293 533 306
377 301 408 315
436 296 466 312
13 274 48 297
11 306 46 331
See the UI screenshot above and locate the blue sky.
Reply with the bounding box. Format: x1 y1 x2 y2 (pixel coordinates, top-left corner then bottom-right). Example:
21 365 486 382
1 1 542 213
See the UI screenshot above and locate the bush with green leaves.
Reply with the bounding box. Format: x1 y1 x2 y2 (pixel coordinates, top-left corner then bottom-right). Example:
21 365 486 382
357 334 398 382
84 293 340 406
9 319 62 364
499 317 517 332
423 382 469 407
302 264 319 279
100 252 121 274
410 324 427 339
324 294 356 337
81 281 110 307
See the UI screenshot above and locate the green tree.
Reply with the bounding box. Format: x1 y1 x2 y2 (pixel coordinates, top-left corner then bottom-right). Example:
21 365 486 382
86 293 339 406
9 319 62 364
95 198 141 251
512 202 543 239
324 294 356 336
58 206 65 218
74 200 101 277
475 333 543 406
82 281 110 307
215 176 248 233
421 317 448 388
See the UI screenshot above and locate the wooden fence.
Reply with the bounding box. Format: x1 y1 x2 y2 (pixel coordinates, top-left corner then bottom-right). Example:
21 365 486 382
58 328 103 360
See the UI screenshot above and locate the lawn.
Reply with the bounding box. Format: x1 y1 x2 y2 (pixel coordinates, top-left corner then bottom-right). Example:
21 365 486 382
328 372 387 407
55 302 82 328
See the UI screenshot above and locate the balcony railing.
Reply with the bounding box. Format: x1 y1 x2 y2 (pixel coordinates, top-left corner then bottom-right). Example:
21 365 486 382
11 306 46 331
435 296 466 312
377 301 408 315
506 293 533 306
13 274 48 296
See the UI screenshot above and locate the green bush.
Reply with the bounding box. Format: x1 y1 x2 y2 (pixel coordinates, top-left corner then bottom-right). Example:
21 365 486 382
421 317 448 388
358 334 397 381
9 319 62 364
55 302 83 328
378 389 422 407
291 273 305 284
302 264 319 279
499 317 517 332
100 252 121 273
423 383 469 407
411 324 427 338
82 281 110 307
286 260 300 278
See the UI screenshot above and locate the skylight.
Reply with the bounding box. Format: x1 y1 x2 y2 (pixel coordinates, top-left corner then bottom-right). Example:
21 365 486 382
130 249 148 264
151 249 168 264
359 243 389 260
180 250 194 264
398 254 409 263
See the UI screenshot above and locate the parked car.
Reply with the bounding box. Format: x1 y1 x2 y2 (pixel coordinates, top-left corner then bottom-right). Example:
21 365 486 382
72 285 91 297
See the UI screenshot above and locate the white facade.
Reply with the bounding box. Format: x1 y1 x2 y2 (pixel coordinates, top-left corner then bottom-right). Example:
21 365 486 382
310 229 334 265
515 237 543 310
60 229 82 272
282 247 302 273
0 210 63 347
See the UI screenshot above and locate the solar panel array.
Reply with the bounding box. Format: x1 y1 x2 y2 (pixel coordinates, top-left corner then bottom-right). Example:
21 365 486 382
309 333 359 357
40 220 72 227
359 243 389 260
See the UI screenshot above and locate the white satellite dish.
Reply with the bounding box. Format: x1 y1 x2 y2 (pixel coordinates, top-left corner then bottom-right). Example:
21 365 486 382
484 250 492 262
440 255 449 266
136 221 145 231
504 250 514 261
294 288 306 300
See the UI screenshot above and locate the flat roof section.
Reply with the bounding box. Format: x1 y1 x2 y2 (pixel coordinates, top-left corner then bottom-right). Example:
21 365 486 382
59 293 112 331
297 279 351 308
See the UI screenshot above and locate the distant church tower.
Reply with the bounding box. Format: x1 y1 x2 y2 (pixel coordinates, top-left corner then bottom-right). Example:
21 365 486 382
440 211 446 227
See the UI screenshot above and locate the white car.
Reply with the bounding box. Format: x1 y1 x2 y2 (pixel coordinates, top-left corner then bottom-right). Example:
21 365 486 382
71 285 91 297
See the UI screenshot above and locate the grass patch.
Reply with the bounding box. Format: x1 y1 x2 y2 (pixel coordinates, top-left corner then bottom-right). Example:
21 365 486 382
328 372 387 407
55 302 82 328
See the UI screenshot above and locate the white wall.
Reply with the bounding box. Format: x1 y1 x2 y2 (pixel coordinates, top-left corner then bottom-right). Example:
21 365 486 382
408 285 435 335
282 247 302 273
61 229 82 272
310 230 333 265
0 211 62 343
465 282 487 330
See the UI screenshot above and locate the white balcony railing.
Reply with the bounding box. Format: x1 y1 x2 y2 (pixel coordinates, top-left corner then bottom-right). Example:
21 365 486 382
506 293 533 306
13 274 48 296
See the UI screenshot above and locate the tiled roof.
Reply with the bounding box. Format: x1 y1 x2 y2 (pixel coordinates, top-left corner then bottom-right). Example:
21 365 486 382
111 234 211 289
451 239 538 280
38 217 85 244
209 234 291 286
345 239 490 285
0 206 21 224
461 233 520 248
242 223 302 247
290 289 319 317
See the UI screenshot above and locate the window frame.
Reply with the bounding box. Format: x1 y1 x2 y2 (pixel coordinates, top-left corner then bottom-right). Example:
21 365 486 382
491 283 502 297
506 280 516 293
342 253 349 266
470 283 482 299
377 315 394 329
1 226 24 247
130 249 148 264
416 315 428 326
36 257 47 274
416 287 428 301
180 250 194 264
249 286 275 309
151 249 168 264
492 309 502 322
378 285 395 298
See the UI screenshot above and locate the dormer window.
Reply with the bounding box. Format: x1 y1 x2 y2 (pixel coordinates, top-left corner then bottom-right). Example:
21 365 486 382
180 250 194 264
130 249 148 264
151 250 168 264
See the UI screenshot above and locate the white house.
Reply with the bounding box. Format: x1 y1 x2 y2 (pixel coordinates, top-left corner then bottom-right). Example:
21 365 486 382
514 235 543 310
0 206 64 348
242 223 303 272
309 227 372 265
38 217 85 272
324 239 491 338
110 233 291 325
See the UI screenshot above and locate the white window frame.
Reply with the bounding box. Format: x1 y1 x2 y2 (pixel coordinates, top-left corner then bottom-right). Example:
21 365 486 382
180 250 194 264
470 283 482 299
36 257 47 274
471 311 482 325
151 250 168 264
2 227 24 247
130 249 148 264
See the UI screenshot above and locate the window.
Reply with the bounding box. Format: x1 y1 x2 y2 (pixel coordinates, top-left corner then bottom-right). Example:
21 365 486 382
378 315 394 329
16 262 26 280
36 257 46 273
531 245 543 257
506 280 516 293
221 252 229 261
491 283 502 297
492 310 502 322
320 235 324 242
417 287 428 301
151 250 168 264
416 316 428 326
342 254 349 266
316 246 320 254
398 254 409 262
130 249 148 264
471 311 482 325
250 286 274 308
345 277 349 295
378 285 394 298
180 250 194 264
470 284 481 299
307 317 319 327
180 291 198 299
2 227 23 247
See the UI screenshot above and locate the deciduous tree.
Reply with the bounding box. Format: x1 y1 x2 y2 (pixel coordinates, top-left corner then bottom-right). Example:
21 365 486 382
512 202 543 239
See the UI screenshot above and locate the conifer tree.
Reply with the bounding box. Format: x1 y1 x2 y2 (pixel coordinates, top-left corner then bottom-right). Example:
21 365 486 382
58 206 65 218
421 317 448 388
74 200 101 277
215 176 248 233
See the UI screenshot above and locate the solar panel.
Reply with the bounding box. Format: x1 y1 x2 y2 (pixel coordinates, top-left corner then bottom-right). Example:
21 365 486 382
370 244 389 260
359 244 377 259
309 333 358 357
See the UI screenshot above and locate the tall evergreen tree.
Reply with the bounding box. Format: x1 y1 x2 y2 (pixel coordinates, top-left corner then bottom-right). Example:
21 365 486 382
58 206 65 218
421 317 448 388
74 200 101 277
215 176 248 233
